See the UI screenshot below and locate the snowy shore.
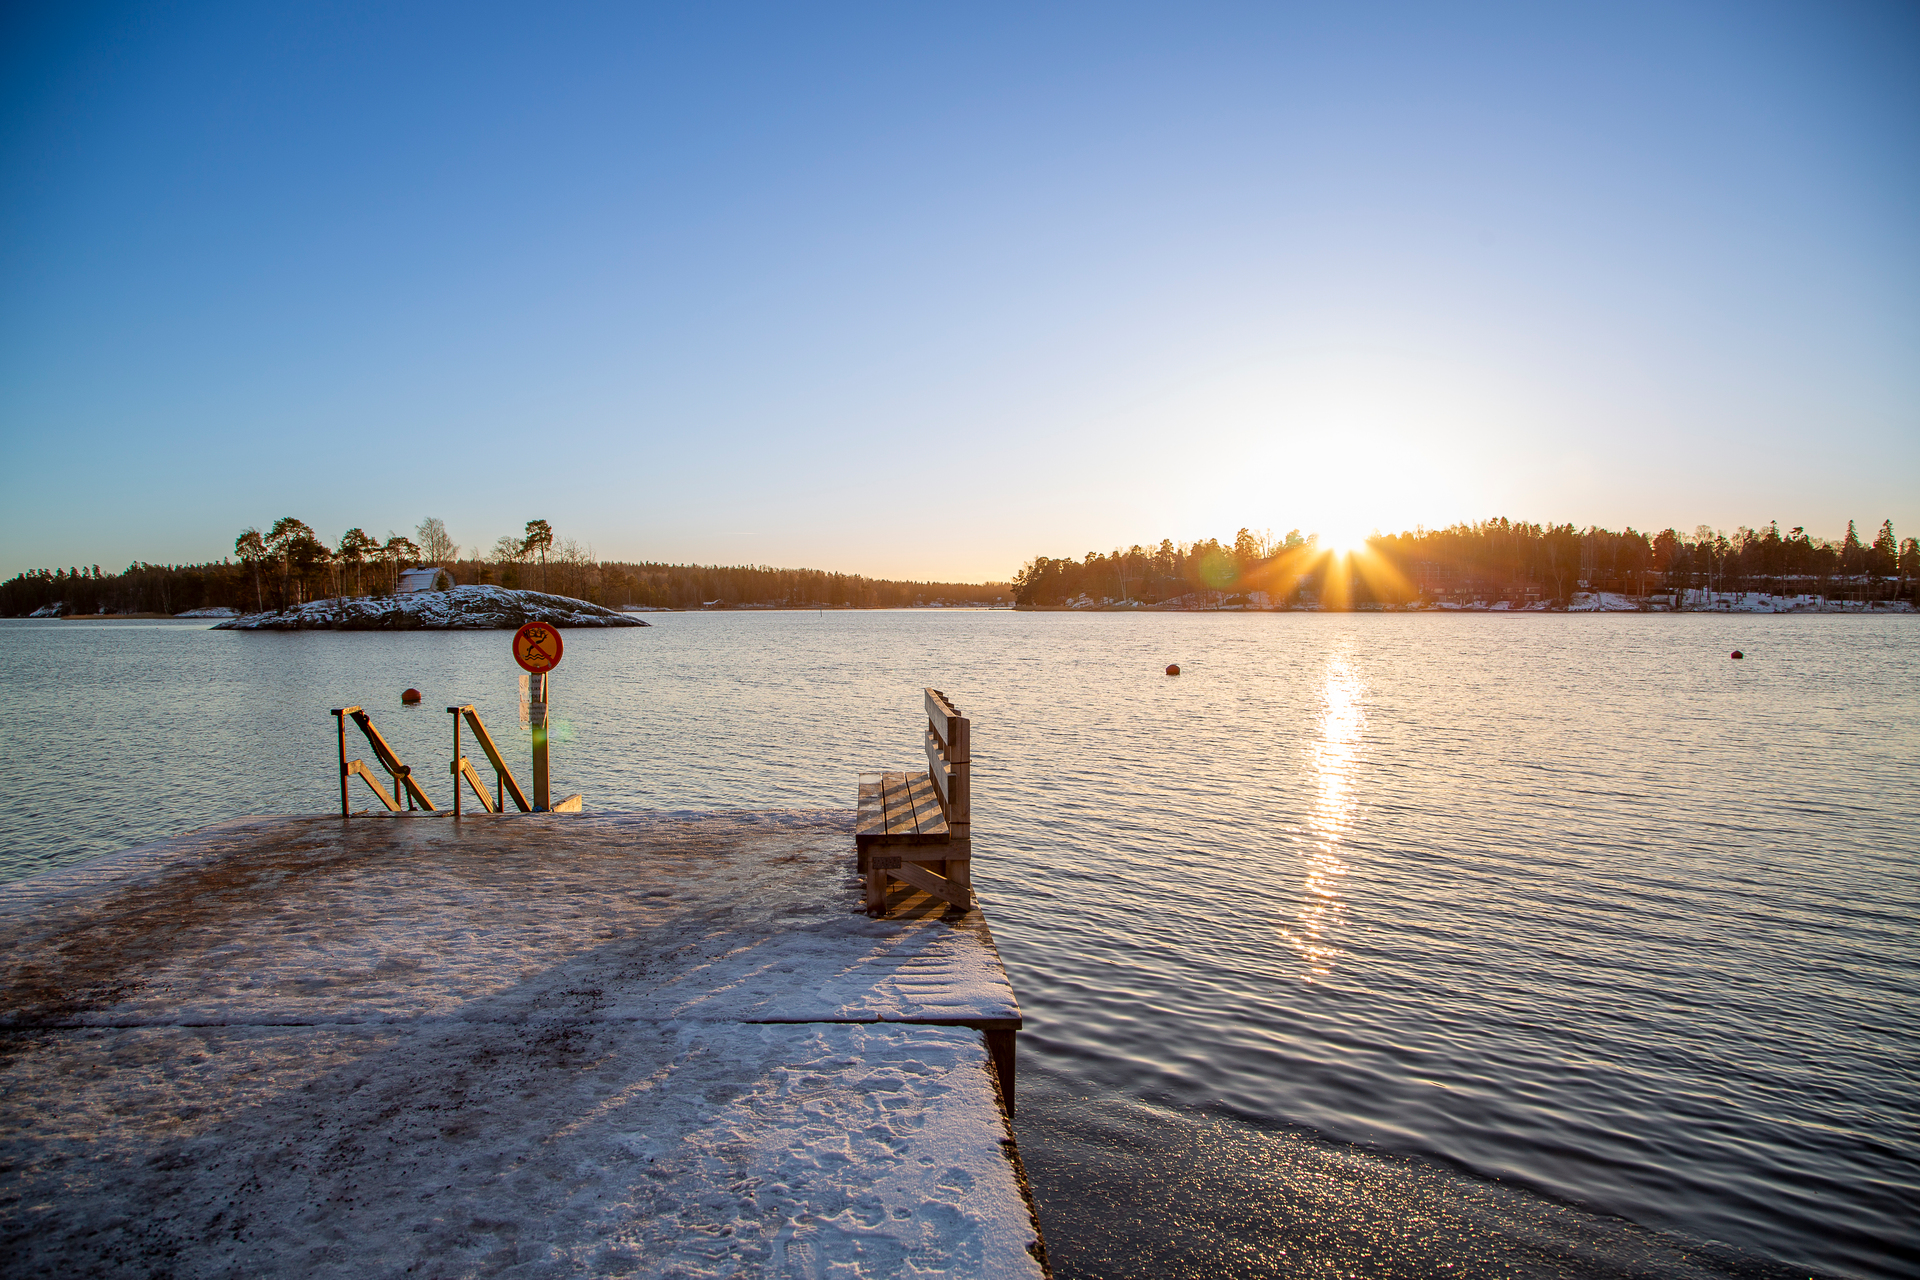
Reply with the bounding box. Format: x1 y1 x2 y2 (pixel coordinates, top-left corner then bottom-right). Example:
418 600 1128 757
212 584 649 629
1022 590 1914 613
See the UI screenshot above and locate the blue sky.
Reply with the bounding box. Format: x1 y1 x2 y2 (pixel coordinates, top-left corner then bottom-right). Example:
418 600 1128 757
3 1 1915 580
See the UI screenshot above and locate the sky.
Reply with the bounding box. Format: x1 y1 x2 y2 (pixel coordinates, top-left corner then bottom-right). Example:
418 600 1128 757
2 1 1916 582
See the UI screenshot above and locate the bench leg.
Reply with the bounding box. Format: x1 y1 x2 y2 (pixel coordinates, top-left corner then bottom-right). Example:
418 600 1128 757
865 864 887 914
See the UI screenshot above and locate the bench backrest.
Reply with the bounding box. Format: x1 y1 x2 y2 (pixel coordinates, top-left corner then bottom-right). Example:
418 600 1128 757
923 687 970 838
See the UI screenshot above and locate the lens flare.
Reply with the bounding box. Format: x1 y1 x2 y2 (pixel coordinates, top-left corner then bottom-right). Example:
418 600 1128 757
1315 526 1374 556
1235 529 1411 610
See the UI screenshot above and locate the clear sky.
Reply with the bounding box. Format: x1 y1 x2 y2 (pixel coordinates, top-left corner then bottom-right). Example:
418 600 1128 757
3 1 1915 581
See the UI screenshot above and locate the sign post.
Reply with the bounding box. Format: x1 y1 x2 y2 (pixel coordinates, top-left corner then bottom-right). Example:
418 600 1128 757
511 622 563 811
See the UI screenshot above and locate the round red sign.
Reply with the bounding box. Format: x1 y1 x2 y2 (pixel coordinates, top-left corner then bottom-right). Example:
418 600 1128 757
512 622 563 673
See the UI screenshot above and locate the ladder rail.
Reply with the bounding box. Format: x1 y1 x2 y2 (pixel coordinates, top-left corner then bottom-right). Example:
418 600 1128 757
331 706 409 814
345 757 403 811
348 709 436 810
448 704 531 813
330 705 437 814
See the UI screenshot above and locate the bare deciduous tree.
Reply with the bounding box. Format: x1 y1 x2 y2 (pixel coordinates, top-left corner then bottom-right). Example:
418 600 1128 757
416 517 458 566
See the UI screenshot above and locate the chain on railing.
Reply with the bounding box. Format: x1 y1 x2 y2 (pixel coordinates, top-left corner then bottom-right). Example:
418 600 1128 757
331 706 437 816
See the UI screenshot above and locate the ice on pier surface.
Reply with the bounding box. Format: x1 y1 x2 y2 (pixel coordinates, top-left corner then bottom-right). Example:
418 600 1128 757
0 811 1020 1030
2 1021 1039 1278
0 812 1039 1278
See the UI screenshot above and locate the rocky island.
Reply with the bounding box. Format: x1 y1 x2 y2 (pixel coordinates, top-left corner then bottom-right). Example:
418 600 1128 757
212 585 649 630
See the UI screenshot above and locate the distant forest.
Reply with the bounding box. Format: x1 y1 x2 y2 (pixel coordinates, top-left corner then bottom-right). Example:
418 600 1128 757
6 515 1916 618
1013 520 1919 608
0 517 1009 617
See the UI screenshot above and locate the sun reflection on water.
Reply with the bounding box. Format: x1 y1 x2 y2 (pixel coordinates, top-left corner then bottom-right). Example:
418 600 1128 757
1283 654 1363 980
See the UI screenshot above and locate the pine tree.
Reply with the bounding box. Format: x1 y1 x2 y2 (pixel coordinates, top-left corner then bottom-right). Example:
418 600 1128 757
235 529 267 612
524 520 554 591
1870 520 1897 579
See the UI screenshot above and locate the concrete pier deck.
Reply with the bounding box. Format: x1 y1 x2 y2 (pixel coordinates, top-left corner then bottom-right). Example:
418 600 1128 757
0 811 1044 1278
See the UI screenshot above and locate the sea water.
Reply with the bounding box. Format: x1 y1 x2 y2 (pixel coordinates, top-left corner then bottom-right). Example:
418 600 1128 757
0 612 1912 1278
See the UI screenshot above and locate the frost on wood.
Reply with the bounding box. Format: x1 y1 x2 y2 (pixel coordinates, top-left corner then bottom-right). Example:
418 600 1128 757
0 811 1040 1278
212 584 649 629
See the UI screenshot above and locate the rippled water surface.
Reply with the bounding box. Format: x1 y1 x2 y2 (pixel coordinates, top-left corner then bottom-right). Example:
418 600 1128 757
2 613 1914 1278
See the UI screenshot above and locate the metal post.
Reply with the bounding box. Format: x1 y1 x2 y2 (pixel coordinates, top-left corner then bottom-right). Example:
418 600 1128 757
450 707 463 818
530 671 550 811
333 708 350 817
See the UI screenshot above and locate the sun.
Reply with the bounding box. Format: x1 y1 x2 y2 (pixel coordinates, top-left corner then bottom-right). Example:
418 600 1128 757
1315 525 1376 556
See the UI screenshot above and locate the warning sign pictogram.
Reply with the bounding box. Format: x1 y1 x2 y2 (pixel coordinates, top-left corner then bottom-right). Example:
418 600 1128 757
512 622 563 673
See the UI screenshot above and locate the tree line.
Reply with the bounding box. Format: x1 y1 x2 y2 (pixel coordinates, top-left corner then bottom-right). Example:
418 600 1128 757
1 515 1010 616
1013 519 1920 607
9 514 1913 617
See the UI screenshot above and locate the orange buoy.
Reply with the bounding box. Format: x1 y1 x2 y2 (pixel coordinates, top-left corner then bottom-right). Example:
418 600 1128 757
402 687 422 703
1165 664 1181 676
1730 651 1743 660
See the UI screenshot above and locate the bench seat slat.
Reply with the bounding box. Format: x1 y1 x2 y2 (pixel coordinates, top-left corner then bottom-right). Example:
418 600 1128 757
880 771 911 835
876 771 948 839
856 771 950 847
901 770 946 836
854 773 889 837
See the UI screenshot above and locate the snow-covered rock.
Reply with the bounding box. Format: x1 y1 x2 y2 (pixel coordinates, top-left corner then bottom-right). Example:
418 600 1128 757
27 602 65 617
213 585 649 630
174 606 239 618
1568 592 1644 612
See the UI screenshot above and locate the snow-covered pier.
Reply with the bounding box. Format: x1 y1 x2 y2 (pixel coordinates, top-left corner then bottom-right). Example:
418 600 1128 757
0 811 1044 1278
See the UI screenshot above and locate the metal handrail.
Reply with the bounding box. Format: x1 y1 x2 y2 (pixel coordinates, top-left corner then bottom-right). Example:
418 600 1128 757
447 704 531 815
331 706 437 816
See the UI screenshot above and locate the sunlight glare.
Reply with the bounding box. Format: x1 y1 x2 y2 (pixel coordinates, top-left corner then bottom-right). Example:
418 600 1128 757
1280 653 1363 981
1314 524 1375 556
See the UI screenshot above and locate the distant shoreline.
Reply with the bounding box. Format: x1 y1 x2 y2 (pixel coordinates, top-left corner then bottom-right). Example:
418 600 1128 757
1013 587 1912 614
11 597 1914 620
1012 605 1917 614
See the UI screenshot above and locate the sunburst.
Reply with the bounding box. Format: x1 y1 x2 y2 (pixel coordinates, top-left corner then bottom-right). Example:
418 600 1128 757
1241 527 1411 609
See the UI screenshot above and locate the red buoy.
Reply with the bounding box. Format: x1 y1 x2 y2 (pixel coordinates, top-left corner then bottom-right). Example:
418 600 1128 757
401 687 422 703
1166 664 1181 676
1730 651 1743 660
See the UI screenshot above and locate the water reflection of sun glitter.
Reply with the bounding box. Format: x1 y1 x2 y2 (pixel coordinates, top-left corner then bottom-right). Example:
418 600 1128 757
1283 655 1362 979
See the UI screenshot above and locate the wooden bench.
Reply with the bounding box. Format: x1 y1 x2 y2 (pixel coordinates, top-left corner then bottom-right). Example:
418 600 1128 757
856 688 972 914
